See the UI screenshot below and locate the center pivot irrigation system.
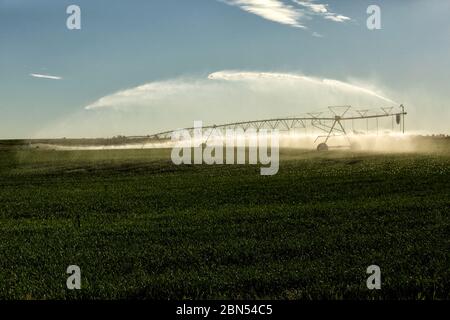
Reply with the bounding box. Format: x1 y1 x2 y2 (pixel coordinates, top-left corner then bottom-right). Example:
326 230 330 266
133 105 407 151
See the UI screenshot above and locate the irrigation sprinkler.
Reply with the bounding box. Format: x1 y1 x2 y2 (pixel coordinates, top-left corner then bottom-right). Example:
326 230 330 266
132 105 407 151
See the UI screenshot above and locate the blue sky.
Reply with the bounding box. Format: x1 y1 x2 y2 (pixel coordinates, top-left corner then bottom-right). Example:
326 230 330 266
1 0 449 138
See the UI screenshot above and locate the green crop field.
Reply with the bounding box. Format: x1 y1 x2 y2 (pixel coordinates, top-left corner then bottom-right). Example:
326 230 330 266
0 138 449 300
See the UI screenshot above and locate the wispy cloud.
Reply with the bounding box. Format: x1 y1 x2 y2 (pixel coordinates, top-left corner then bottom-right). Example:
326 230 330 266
323 14 351 22
293 0 351 22
222 0 351 31
30 73 62 80
223 0 307 28
293 0 327 14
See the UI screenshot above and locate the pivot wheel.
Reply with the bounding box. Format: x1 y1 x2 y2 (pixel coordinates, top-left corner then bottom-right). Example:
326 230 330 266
317 143 329 151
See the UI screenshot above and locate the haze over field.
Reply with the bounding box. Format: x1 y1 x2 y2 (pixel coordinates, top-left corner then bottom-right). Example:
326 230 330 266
39 134 446 155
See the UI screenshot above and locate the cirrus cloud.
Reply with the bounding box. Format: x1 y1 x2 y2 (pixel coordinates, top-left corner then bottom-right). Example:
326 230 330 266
30 73 62 80
222 0 351 31
223 0 307 28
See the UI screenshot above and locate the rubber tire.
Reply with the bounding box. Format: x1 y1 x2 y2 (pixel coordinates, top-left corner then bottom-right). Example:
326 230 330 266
317 143 329 151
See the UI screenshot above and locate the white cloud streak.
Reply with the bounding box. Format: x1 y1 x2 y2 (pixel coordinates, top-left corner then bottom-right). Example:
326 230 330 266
224 0 306 28
222 0 351 30
323 14 351 22
293 0 328 13
293 0 351 22
30 73 62 80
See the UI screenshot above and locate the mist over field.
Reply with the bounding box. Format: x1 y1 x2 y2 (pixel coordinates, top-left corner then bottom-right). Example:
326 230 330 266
33 71 449 139
31 134 447 156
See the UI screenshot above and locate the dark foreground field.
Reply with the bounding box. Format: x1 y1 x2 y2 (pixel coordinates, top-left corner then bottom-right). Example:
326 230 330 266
0 139 449 299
